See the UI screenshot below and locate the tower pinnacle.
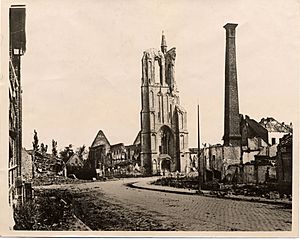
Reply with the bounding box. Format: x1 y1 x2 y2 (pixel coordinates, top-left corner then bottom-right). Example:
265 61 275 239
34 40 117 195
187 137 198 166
161 30 167 54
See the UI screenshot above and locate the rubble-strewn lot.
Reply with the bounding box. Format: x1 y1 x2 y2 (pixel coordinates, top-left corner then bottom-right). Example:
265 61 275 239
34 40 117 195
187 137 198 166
14 188 90 230
154 177 292 201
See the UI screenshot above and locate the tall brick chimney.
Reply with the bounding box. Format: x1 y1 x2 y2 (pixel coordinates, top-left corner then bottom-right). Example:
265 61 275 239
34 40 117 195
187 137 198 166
223 23 241 147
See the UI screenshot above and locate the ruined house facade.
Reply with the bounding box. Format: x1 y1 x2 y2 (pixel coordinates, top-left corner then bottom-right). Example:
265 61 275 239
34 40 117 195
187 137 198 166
140 33 189 175
241 115 292 163
193 114 289 184
276 133 292 194
259 117 293 145
8 5 26 207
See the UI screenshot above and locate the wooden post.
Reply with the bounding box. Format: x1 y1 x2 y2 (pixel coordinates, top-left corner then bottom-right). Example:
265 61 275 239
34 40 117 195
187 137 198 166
197 104 202 190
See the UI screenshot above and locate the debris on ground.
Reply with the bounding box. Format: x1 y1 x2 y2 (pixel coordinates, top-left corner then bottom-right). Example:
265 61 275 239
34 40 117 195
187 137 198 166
14 188 90 231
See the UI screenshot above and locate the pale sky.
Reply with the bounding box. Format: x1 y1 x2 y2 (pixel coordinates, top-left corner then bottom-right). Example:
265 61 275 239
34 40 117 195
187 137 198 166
20 0 300 151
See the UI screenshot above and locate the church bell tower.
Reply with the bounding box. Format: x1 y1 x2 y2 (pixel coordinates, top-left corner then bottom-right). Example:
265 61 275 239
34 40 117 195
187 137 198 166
140 32 189 175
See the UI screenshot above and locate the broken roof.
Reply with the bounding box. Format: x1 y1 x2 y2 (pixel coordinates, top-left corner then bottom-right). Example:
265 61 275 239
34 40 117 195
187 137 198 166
110 143 125 149
66 154 83 165
91 130 110 148
133 131 141 145
259 117 292 133
279 133 292 146
244 115 269 144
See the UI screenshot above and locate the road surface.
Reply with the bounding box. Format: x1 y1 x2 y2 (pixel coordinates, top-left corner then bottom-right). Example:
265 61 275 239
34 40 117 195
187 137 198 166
38 177 292 231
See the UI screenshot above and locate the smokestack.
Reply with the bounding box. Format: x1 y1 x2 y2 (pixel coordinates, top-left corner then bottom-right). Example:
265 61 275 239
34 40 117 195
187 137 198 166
223 23 241 147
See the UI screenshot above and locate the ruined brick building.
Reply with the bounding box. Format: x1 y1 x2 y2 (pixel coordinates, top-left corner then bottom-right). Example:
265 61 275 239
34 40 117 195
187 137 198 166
140 33 189 175
276 133 292 194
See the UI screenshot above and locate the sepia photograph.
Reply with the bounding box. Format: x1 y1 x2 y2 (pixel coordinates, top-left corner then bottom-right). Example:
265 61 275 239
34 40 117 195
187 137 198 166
0 0 299 237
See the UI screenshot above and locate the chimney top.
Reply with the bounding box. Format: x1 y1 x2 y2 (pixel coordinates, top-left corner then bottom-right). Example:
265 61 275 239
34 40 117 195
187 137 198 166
223 23 238 29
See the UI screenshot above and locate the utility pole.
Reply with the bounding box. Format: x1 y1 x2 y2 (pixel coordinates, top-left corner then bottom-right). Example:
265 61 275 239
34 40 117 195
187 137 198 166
197 103 202 191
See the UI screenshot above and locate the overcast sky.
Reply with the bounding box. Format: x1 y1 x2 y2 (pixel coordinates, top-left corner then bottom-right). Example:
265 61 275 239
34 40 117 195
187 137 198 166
20 0 300 151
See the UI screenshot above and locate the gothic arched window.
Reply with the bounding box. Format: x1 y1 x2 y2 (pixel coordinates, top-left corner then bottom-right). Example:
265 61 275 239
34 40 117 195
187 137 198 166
154 60 160 83
180 134 184 149
151 133 156 150
158 93 161 122
150 90 154 108
151 112 155 130
170 104 172 123
180 113 184 129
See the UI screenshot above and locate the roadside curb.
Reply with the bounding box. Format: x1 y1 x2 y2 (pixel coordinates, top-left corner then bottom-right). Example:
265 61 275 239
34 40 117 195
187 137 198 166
127 182 196 195
72 214 92 231
127 182 292 207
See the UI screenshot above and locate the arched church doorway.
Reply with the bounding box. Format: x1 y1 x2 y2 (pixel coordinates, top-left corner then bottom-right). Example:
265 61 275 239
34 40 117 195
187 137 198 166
158 125 174 174
159 125 174 157
161 159 171 172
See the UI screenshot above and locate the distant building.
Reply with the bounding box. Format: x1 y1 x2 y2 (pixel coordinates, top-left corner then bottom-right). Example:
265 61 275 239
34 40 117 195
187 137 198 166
259 117 292 145
66 154 84 175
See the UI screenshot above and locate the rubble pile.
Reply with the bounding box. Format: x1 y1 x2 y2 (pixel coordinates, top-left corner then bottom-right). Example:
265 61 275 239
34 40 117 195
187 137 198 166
30 151 84 186
153 177 220 190
33 151 65 176
153 177 292 201
230 184 292 200
32 174 86 187
14 188 90 230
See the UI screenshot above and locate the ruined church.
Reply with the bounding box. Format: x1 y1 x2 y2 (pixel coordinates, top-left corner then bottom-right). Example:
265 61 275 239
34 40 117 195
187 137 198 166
140 33 189 175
